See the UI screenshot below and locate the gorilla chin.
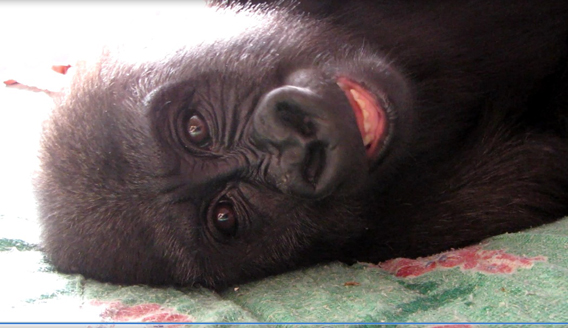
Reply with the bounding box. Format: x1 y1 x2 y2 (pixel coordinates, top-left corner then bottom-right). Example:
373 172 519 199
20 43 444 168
35 0 568 289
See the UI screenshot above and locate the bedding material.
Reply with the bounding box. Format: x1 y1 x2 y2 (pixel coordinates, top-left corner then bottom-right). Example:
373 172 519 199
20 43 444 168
1 211 567 325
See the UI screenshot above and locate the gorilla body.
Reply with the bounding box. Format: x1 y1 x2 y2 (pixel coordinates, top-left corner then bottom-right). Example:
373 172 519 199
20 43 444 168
36 0 568 288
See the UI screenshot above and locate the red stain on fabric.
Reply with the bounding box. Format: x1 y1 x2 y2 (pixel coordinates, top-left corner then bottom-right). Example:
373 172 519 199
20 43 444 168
379 246 546 278
91 300 192 325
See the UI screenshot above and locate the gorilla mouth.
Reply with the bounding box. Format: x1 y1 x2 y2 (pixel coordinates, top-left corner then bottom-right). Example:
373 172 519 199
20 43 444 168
337 77 387 158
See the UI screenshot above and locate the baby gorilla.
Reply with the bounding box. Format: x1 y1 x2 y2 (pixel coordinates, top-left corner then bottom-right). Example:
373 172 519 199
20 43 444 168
36 0 568 289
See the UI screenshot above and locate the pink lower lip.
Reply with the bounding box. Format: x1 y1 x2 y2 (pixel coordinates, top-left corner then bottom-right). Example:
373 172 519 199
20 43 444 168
337 77 387 158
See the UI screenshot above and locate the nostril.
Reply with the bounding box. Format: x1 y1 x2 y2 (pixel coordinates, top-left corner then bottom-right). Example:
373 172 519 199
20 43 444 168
252 85 341 198
303 141 326 187
275 101 317 137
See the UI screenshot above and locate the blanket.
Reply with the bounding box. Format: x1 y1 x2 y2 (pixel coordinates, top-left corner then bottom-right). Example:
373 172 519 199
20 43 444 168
2 210 568 325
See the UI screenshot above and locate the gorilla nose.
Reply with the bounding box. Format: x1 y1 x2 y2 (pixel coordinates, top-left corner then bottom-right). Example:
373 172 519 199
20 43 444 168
251 85 343 198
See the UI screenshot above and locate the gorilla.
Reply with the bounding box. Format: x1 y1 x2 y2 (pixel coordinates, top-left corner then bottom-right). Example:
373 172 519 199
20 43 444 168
35 0 568 289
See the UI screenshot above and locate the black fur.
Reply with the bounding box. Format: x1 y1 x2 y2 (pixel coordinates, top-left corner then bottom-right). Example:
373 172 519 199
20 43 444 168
36 0 568 289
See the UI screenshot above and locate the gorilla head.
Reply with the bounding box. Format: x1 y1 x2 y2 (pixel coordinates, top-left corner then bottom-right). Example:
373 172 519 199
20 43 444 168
36 0 568 289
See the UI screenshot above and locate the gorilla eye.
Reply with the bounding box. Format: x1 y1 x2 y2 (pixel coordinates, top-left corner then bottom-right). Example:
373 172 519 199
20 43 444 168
213 203 238 236
187 115 210 146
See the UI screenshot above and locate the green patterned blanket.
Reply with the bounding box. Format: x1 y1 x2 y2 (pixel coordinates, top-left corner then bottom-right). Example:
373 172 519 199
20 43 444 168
2 211 567 325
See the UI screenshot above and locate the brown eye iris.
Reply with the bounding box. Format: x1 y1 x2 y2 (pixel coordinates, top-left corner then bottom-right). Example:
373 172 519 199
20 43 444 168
187 115 209 145
213 203 237 236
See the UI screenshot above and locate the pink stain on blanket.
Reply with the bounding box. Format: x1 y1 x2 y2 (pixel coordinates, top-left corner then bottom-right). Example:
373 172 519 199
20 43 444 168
431 325 473 328
379 246 546 278
91 301 193 325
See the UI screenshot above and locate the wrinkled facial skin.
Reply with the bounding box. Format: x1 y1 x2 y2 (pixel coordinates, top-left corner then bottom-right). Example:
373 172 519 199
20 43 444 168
36 0 568 289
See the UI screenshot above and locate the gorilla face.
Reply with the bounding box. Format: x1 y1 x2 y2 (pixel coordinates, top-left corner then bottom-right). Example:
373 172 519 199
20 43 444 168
38 5 412 287
36 1 568 288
